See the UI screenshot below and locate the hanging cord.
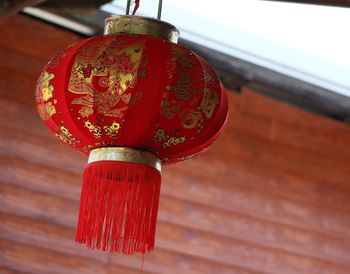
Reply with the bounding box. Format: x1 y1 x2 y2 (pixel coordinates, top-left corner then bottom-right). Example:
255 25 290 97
126 0 163 19
157 0 163 20
132 0 140 15
125 0 131 15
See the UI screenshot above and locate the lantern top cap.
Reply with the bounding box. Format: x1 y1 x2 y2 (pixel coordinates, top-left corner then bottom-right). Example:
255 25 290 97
104 16 179 43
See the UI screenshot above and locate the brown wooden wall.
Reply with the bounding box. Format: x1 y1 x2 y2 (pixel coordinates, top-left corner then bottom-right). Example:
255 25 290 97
1 15 350 274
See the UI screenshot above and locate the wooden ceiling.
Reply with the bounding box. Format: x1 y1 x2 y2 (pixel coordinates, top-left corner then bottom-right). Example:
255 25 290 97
1 15 350 274
265 0 350 8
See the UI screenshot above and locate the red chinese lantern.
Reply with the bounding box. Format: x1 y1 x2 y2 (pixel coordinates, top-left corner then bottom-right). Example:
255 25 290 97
35 16 228 254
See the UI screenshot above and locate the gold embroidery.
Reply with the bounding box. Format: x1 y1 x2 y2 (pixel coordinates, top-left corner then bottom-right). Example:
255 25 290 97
68 39 144 117
119 73 133 94
152 128 186 148
83 145 94 152
172 47 194 68
166 47 194 79
41 72 55 101
153 129 169 143
37 102 56 121
180 110 202 129
177 155 195 161
163 137 186 148
161 157 170 163
160 100 181 119
104 122 120 137
55 126 78 145
84 121 102 138
167 74 195 101
79 106 93 117
198 88 219 119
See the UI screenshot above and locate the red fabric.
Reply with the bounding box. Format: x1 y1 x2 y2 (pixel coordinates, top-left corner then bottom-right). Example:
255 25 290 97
36 34 228 164
75 161 161 254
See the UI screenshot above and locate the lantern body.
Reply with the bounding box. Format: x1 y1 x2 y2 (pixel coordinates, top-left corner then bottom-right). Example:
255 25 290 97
36 34 228 163
35 16 228 254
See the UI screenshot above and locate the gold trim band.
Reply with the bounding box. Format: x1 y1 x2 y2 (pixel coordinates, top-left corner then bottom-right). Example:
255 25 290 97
88 147 161 172
104 16 179 43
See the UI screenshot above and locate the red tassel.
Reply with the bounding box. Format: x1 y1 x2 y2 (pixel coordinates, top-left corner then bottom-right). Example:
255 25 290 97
75 160 161 254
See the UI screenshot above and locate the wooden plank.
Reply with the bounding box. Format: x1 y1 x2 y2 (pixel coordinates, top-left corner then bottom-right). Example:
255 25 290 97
2 205 350 274
0 15 80 60
163 165 350 238
0 46 44 77
2 155 350 263
2 208 346 273
168 157 350 214
240 87 350 135
0 47 43 105
0 268 33 274
0 212 264 274
0 239 152 274
227 110 350 161
0 155 81 200
0 125 86 174
3 158 350 266
2 182 350 270
210 132 350 193
2 155 350 265
0 239 109 274
0 98 49 137
234 89 350 160
0 212 109 263
1 123 350 239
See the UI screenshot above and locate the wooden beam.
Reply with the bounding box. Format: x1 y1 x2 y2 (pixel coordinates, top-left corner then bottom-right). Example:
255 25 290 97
0 0 46 18
262 0 350 8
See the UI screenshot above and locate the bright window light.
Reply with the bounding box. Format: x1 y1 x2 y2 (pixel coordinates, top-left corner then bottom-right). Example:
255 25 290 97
102 0 350 97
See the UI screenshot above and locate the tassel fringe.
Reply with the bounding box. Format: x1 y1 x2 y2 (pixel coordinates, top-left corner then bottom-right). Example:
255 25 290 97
75 160 161 254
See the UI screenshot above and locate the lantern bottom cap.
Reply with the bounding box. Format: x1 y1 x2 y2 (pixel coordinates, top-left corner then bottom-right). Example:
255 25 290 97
88 147 161 172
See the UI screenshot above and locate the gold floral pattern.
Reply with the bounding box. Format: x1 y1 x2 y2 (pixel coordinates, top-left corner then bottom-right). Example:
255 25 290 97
153 129 169 143
84 121 102 138
152 128 186 149
180 109 202 129
104 122 120 138
163 136 186 148
172 47 195 68
198 88 219 119
166 74 195 101
83 120 121 139
55 126 79 146
79 106 93 117
41 72 55 101
36 70 57 121
160 100 181 119
37 102 56 121
68 38 145 117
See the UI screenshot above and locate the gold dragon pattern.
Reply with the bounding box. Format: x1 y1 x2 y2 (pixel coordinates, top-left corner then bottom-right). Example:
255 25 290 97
68 38 145 118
